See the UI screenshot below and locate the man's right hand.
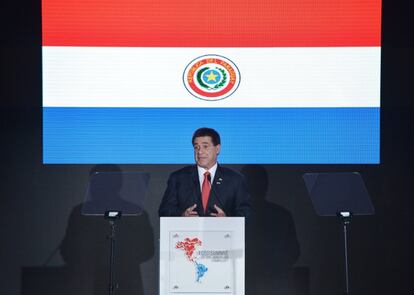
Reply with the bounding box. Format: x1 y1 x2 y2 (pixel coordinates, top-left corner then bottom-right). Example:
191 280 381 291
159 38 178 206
182 204 198 217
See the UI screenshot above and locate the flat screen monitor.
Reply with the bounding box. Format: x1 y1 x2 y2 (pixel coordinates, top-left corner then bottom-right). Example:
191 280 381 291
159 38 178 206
42 0 381 164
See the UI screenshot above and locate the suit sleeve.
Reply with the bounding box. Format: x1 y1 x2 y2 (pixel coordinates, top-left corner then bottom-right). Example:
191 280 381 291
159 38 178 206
158 174 182 217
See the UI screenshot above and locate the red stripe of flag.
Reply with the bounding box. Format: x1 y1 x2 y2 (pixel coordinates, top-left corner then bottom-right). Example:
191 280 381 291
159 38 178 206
42 0 381 47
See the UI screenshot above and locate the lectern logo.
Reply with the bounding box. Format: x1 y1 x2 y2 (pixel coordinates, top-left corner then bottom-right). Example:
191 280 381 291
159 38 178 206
176 237 208 282
183 55 241 101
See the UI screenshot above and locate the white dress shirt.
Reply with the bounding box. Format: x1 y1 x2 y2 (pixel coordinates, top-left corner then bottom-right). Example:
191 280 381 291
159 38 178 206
197 162 218 192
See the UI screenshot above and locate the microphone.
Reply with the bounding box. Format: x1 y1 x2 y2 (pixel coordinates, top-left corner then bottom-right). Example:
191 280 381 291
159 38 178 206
185 177 200 211
208 175 225 210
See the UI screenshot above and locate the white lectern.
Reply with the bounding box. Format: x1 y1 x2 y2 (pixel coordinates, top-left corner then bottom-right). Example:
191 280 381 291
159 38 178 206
160 217 245 295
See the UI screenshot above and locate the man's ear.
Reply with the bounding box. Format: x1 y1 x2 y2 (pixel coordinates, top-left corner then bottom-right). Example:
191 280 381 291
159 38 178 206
216 144 221 155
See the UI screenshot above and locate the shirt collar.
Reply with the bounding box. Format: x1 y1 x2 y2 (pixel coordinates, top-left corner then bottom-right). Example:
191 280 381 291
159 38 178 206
197 162 218 182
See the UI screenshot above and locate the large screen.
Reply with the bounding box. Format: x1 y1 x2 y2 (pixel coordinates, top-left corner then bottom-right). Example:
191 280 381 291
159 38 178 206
42 0 381 164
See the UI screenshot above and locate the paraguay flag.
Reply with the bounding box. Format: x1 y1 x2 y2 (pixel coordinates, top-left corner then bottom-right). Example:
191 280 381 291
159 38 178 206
42 0 381 164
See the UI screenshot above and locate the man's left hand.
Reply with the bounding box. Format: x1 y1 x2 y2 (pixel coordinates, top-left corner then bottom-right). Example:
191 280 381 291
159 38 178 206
210 204 226 217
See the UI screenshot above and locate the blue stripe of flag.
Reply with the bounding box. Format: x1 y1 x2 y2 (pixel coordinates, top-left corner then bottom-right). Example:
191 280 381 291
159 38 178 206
43 107 379 164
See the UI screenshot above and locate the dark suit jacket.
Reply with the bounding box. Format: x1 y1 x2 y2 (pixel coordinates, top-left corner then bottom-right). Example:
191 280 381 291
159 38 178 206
158 165 251 218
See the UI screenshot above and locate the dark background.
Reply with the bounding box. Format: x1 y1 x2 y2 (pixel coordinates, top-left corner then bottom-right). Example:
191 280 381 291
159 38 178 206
1 1 413 294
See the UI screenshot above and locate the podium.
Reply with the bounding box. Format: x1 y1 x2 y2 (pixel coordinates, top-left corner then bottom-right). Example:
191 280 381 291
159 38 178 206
160 217 245 295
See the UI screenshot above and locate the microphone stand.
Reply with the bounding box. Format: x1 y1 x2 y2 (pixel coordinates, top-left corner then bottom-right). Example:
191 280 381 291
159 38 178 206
105 211 122 295
338 212 352 295
208 175 225 210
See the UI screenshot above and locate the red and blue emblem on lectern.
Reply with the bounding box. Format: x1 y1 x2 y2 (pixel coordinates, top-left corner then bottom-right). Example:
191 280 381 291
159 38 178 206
176 237 208 282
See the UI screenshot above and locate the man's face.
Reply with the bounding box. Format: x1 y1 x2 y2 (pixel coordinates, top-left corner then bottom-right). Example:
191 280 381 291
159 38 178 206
193 136 221 170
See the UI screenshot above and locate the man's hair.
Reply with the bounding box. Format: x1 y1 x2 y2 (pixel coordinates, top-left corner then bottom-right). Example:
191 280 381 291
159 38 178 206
192 127 221 146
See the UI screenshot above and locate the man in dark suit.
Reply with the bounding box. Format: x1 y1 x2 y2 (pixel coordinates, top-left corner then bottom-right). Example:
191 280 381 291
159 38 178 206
158 127 251 218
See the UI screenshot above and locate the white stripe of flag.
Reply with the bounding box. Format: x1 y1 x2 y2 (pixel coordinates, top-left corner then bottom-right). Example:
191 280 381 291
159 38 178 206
43 46 380 108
